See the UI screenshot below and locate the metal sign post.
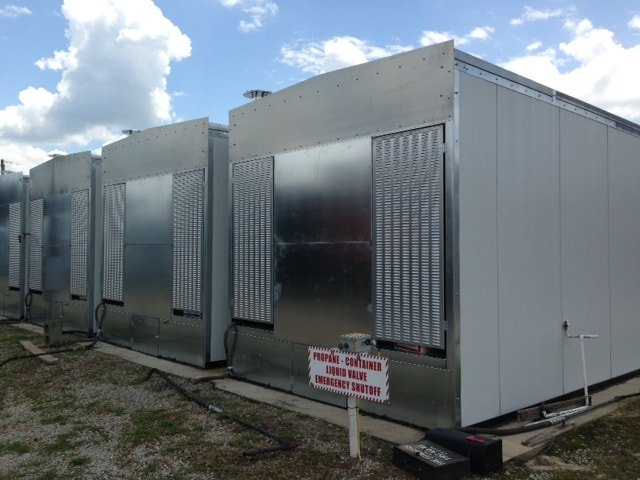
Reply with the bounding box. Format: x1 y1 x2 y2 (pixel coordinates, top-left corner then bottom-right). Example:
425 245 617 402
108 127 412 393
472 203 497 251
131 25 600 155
308 333 390 459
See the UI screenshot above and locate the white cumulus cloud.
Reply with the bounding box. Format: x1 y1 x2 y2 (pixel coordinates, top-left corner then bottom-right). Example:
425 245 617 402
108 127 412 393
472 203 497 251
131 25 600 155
502 17 640 122
219 0 278 32
0 5 31 18
510 6 564 26
280 36 412 75
420 25 495 47
0 0 191 173
628 14 640 30
526 41 543 52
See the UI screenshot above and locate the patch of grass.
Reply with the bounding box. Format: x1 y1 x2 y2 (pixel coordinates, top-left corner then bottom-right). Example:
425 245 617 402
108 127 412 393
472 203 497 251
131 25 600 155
86 399 125 416
42 432 75 453
228 431 262 450
37 471 58 480
70 456 91 467
126 408 186 446
41 413 70 425
0 441 32 455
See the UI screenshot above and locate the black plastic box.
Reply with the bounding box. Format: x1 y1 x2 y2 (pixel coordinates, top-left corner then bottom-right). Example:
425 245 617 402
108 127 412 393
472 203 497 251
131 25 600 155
392 439 471 480
426 428 503 474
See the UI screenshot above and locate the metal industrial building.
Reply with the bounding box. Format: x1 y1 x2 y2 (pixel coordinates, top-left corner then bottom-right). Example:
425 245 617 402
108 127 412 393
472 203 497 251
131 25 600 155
26 152 101 333
227 41 640 427
98 118 230 366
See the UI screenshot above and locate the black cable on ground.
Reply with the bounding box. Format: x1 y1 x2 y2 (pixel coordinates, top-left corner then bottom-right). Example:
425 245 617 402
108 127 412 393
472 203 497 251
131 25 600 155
0 342 90 368
145 367 295 457
458 391 640 436
0 302 109 367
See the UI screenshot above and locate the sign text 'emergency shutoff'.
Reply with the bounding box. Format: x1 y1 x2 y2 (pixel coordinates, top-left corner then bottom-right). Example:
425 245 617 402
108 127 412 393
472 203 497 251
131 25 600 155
308 346 390 403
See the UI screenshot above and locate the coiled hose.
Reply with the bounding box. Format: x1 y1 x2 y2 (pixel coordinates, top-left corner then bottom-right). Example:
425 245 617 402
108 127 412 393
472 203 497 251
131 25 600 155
145 367 294 456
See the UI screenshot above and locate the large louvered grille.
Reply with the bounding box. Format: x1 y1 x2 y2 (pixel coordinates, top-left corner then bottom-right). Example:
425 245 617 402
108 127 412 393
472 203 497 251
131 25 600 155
172 169 204 315
70 189 89 298
8 202 22 289
27 199 43 291
373 126 444 348
102 183 125 302
232 157 273 324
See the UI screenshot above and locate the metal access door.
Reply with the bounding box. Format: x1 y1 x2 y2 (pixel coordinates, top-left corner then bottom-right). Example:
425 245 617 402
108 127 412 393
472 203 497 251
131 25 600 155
373 125 445 350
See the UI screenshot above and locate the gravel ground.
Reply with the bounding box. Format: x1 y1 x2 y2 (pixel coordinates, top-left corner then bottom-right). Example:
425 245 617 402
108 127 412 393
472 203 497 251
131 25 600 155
2 322 639 480
0 323 414 480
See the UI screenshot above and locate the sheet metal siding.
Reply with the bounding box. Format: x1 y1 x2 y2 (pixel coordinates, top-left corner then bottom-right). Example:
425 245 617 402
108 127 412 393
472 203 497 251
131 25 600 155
608 127 640 376
0 173 25 318
232 157 273 324
102 183 125 302
70 189 90 298
373 127 444 348
496 87 562 414
101 118 210 184
457 73 501 425
273 139 371 346
209 130 231 361
8 203 22 289
172 169 205 314
559 111 612 391
29 152 92 197
230 42 454 160
0 205 7 295
42 193 72 303
28 199 43 291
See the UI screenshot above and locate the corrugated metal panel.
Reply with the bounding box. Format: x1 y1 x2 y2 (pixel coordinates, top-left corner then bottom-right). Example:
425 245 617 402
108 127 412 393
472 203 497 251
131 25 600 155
172 168 204 315
27 199 43 291
374 126 444 348
9 202 22 289
232 157 273 324
70 189 89 298
102 183 125 302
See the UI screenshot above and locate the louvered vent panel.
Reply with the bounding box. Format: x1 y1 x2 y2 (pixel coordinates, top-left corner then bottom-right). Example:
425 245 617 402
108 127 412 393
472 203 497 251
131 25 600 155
232 157 273 324
373 126 444 348
70 189 89 298
9 202 23 289
27 199 43 291
102 183 125 302
172 169 204 315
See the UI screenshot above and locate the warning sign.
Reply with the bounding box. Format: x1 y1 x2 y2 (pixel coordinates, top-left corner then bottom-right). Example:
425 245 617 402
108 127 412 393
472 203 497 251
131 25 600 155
308 346 390 403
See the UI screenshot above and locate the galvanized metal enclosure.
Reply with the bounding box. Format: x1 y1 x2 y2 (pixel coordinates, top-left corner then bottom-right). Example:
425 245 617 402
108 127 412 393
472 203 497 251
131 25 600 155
228 41 640 428
99 118 229 366
0 172 28 319
27 152 100 332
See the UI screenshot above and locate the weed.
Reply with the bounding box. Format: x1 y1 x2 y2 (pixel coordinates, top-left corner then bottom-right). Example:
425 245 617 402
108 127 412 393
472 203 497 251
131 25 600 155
0 441 32 455
126 408 186 446
36 471 58 480
70 456 91 467
42 432 75 453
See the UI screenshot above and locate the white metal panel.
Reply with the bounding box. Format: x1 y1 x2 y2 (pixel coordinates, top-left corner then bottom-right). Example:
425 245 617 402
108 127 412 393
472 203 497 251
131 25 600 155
496 87 562 414
608 127 640 377
559 111 611 392
457 73 501 425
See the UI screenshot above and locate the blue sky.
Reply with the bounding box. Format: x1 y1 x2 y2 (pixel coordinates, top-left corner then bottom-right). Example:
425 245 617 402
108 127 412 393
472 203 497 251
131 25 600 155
1 0 640 173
